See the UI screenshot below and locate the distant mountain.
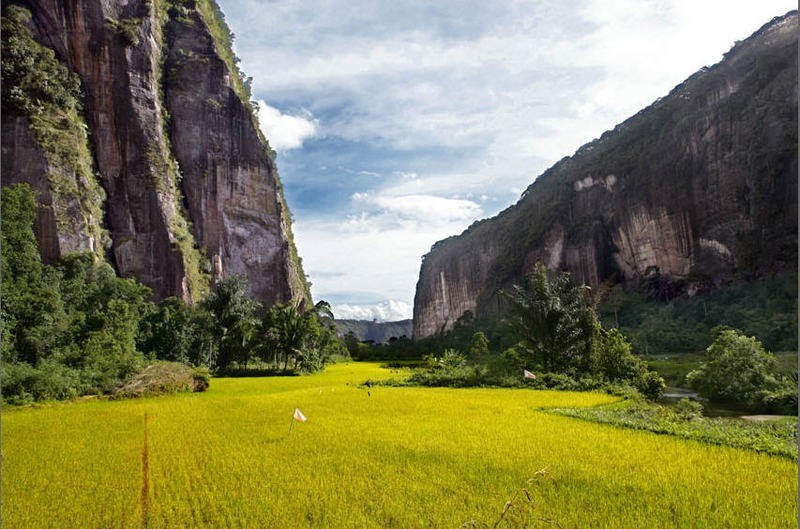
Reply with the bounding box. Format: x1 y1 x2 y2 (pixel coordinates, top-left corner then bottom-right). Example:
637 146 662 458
413 12 798 338
335 320 413 343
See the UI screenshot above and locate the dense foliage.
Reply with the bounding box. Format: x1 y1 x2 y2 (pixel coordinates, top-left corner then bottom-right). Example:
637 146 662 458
598 274 797 354
139 278 347 376
372 264 665 400
1 5 81 115
1 184 346 403
686 328 796 414
2 185 150 402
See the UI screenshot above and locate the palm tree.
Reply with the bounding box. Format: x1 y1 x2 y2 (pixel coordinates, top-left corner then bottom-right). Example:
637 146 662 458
260 304 309 371
503 263 596 373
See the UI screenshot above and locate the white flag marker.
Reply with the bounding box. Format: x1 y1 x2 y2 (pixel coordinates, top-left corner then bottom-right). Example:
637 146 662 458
523 370 536 379
289 407 307 435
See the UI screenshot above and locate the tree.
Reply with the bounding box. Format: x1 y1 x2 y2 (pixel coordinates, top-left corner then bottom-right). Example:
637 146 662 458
687 328 782 406
468 331 490 361
203 275 259 370
55 255 151 390
592 328 644 382
138 298 215 366
1 186 153 401
1 183 67 364
503 263 597 373
592 327 665 400
259 304 309 371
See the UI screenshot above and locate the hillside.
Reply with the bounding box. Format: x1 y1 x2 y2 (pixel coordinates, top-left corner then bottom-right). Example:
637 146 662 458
413 12 798 338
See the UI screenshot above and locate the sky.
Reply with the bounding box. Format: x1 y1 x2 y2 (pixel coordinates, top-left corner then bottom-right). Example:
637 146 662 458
215 0 795 321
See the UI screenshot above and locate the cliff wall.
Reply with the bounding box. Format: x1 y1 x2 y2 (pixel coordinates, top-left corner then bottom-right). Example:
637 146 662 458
414 12 798 338
1 0 310 306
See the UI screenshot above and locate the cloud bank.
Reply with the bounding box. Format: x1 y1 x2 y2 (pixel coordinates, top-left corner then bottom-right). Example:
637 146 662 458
332 300 413 322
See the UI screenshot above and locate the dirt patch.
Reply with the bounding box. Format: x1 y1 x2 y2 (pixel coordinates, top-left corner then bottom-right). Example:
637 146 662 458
740 415 792 422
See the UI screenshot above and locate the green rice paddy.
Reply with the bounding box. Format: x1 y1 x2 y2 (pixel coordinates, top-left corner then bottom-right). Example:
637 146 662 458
2 362 796 528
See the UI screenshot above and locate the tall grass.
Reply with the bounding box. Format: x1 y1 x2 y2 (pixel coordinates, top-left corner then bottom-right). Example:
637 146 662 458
2 363 796 528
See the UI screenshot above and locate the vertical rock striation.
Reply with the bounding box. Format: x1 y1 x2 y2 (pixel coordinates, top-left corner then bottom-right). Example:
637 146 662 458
163 2 306 305
2 0 309 306
413 12 798 339
15 0 197 299
1 4 107 265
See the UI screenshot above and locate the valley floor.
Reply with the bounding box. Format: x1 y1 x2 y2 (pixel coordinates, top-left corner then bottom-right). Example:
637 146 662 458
2 363 796 528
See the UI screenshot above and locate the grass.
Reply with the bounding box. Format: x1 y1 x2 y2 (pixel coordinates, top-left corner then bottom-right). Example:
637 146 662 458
2 362 796 528
551 398 797 458
645 353 704 386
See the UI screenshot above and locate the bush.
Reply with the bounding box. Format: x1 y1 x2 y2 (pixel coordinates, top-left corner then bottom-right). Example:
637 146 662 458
675 398 704 421
191 366 211 391
112 361 210 399
593 328 645 382
635 370 666 401
686 329 786 411
1 360 82 403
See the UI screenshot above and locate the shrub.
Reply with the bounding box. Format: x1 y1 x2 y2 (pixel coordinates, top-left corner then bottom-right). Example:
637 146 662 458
687 328 784 410
635 370 666 401
593 328 645 381
675 398 704 421
1 360 82 403
112 361 210 399
191 366 211 391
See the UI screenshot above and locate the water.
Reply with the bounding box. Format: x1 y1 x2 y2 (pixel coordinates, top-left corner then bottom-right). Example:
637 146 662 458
660 387 753 418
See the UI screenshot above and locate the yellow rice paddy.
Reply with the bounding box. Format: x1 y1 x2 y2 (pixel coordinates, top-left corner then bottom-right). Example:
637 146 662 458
2 362 796 528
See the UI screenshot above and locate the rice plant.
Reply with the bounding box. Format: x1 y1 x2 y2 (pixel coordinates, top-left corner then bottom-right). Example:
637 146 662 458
2 363 796 528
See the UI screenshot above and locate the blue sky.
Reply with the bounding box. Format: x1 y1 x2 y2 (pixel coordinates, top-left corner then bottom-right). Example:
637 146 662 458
215 0 795 321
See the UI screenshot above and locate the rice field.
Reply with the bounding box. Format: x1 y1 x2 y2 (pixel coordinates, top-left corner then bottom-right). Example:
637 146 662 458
2 362 796 528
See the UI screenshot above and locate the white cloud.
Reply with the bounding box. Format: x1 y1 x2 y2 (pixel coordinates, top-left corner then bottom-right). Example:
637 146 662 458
256 101 318 151
293 200 482 307
374 194 481 223
332 300 413 322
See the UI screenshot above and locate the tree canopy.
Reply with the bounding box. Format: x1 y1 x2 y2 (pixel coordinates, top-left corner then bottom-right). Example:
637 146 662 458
503 263 596 373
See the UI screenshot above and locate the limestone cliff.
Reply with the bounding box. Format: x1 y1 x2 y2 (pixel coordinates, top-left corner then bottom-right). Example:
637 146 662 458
414 12 798 339
1 0 310 307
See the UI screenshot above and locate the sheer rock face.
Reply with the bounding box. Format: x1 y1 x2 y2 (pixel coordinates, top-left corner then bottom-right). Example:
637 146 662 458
163 8 298 305
3 0 309 306
22 0 190 298
413 12 798 339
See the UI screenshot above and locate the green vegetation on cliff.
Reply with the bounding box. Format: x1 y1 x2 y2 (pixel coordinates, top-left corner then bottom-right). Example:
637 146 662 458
1 4 107 257
598 272 797 354
189 0 312 305
161 0 310 305
414 13 797 344
151 0 211 301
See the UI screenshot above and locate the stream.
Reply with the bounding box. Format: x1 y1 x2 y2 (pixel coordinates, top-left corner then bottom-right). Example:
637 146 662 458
660 387 791 420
